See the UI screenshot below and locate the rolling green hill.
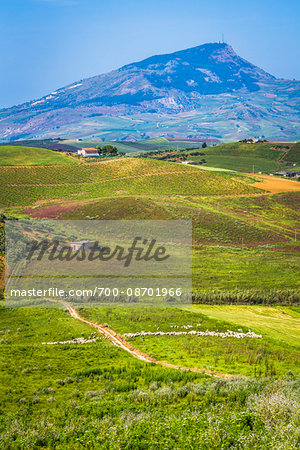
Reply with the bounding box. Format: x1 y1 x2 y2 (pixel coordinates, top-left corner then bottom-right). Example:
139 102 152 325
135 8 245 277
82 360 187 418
143 141 297 173
0 145 79 166
0 158 261 207
179 142 287 173
283 142 300 162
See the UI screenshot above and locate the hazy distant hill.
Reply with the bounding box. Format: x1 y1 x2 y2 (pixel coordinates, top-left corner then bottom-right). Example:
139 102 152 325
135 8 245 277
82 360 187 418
0 43 299 141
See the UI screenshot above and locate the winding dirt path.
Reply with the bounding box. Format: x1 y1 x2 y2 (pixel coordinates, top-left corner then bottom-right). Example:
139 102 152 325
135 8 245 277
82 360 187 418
62 301 233 379
64 301 152 363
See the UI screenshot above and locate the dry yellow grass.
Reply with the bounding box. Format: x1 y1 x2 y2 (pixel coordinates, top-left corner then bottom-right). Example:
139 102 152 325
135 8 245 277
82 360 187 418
250 174 300 193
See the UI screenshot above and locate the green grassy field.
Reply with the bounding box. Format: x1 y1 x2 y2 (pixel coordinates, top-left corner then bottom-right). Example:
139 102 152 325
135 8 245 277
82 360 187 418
194 192 300 232
0 145 79 166
280 142 300 171
184 305 300 347
192 246 299 292
197 141 298 173
79 306 299 377
16 189 298 296
2 178 298 295
197 155 280 172
39 194 291 247
0 305 299 448
283 142 300 163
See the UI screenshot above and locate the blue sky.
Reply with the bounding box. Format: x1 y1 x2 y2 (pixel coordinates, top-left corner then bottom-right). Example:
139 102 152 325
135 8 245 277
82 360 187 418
1 0 299 108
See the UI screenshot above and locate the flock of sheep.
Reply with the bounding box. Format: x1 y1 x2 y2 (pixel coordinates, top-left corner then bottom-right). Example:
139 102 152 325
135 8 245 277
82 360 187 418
123 329 262 339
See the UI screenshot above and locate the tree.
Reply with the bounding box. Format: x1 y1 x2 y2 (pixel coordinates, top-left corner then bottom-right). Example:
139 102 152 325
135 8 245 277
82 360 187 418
202 142 207 148
102 145 118 156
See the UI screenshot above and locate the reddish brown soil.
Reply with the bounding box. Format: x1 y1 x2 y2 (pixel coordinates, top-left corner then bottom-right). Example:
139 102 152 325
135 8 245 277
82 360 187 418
23 203 80 219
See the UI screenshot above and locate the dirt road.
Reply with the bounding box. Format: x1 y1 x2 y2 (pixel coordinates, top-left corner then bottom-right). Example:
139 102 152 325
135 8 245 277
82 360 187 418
64 301 152 363
62 301 233 379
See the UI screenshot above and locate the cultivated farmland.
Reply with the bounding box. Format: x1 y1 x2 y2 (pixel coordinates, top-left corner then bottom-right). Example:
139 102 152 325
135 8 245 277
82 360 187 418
0 158 262 207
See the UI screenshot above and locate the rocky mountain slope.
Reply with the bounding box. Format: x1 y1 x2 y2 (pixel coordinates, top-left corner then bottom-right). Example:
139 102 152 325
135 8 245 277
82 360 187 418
0 43 299 141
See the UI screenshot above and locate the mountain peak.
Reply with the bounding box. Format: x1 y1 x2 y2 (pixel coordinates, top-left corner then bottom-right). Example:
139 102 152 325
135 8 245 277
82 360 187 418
120 41 275 95
1 41 297 142
125 42 237 69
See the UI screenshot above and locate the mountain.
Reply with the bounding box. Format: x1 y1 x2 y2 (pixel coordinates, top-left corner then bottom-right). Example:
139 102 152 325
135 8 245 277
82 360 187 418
0 42 299 142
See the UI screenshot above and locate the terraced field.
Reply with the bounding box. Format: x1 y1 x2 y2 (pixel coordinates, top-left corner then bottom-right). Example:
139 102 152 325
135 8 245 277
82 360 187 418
0 158 262 207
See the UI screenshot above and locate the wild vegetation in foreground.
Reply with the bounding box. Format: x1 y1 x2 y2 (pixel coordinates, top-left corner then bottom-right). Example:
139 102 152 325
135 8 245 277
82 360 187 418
0 306 299 449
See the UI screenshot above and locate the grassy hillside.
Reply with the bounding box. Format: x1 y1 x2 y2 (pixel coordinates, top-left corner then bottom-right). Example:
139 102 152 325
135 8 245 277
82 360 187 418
197 142 299 172
31 195 289 246
144 141 292 173
193 247 299 293
203 142 286 159
0 145 79 166
189 142 286 173
283 142 300 163
196 192 300 231
0 158 262 207
15 190 300 295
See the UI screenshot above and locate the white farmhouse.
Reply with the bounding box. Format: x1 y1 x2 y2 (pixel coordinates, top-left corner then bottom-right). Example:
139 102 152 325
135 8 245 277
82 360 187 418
77 148 99 157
